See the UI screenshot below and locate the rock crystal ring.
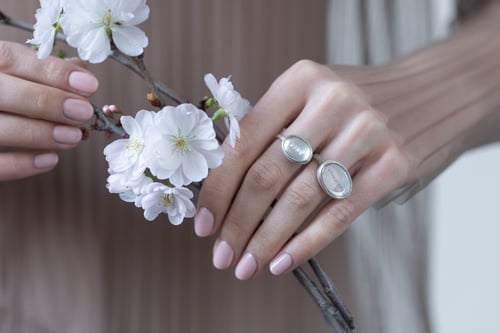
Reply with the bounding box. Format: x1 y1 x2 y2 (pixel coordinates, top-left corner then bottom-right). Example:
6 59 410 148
314 154 352 199
277 133 313 165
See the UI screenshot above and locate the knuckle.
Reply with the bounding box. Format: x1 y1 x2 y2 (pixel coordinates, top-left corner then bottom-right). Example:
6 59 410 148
353 109 388 134
42 58 67 85
201 181 226 198
277 59 324 87
379 143 414 184
33 88 52 118
291 59 323 76
246 158 282 192
284 181 318 210
325 202 355 231
315 81 365 114
0 41 15 71
293 233 323 260
24 122 42 146
0 155 30 181
223 218 247 240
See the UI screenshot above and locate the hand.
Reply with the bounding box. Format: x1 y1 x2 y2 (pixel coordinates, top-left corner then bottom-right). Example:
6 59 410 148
0 41 98 181
194 60 415 280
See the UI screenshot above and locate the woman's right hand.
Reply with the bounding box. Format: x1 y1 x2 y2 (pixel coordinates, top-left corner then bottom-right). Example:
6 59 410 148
0 41 98 181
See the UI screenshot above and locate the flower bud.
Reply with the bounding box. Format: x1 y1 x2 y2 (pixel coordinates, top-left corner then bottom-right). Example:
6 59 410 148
147 93 162 107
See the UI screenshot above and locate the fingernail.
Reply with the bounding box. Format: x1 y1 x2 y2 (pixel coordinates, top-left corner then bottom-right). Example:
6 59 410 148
63 99 93 122
213 240 234 270
53 126 83 145
235 253 258 280
68 71 98 95
194 208 214 237
270 252 293 276
34 152 59 169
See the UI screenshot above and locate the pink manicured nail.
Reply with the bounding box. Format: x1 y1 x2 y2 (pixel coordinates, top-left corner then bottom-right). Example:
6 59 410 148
68 71 99 95
34 152 59 169
53 126 83 145
270 252 293 276
63 99 93 122
213 240 234 270
194 208 214 237
235 253 258 280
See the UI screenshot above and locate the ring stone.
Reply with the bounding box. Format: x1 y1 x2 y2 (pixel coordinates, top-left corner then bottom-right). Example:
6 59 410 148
279 134 313 164
316 161 352 199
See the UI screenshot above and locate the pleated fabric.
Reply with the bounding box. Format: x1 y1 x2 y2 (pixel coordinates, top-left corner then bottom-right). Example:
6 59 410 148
0 0 456 332
327 1 455 332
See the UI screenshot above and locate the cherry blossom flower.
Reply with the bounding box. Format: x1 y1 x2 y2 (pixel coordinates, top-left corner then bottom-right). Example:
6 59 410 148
103 110 154 177
140 183 195 224
27 0 63 59
106 172 153 206
204 73 251 147
144 104 224 186
61 0 150 63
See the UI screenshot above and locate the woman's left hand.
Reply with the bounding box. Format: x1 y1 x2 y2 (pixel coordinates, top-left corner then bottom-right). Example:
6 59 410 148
194 60 415 280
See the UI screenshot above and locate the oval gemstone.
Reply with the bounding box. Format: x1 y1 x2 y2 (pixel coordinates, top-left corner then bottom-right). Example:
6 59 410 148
316 161 352 199
281 135 313 164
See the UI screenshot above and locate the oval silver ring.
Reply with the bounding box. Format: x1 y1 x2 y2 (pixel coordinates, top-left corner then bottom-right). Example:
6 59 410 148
316 160 352 199
277 134 313 165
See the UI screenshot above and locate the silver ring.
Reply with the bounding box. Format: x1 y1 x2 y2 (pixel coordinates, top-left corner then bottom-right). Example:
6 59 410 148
314 155 352 199
277 133 313 164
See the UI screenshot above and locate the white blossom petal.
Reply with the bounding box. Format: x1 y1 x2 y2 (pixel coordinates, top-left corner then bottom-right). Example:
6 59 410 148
145 104 223 185
60 0 149 63
125 1 150 25
139 183 195 224
75 27 111 63
27 0 63 59
112 25 148 56
204 73 251 148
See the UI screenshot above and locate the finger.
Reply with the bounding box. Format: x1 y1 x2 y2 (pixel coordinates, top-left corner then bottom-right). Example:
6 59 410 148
211 141 303 271
195 60 322 237
269 146 411 276
0 112 83 150
0 73 94 125
66 57 88 69
233 109 392 279
233 163 324 280
213 109 339 271
0 151 59 181
0 41 98 96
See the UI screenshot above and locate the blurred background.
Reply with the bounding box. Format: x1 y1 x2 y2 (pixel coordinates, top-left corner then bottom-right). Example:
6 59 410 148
431 144 500 333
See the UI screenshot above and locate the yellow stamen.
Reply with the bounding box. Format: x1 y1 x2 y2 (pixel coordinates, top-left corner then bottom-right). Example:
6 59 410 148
161 194 173 207
172 134 190 153
126 137 143 152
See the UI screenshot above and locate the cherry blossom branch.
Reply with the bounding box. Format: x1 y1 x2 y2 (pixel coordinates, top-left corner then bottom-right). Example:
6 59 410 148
293 260 354 333
0 11 186 107
308 258 355 331
91 104 127 137
110 49 186 106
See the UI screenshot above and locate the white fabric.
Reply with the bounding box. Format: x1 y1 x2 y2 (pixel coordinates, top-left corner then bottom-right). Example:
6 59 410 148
326 1 455 332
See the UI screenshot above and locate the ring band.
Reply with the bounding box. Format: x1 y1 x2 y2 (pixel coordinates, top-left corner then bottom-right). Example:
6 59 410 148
314 154 352 199
277 133 313 164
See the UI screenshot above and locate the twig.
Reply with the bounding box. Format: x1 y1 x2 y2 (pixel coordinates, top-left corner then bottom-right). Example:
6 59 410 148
309 258 355 330
293 267 349 333
110 50 186 105
91 104 127 137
